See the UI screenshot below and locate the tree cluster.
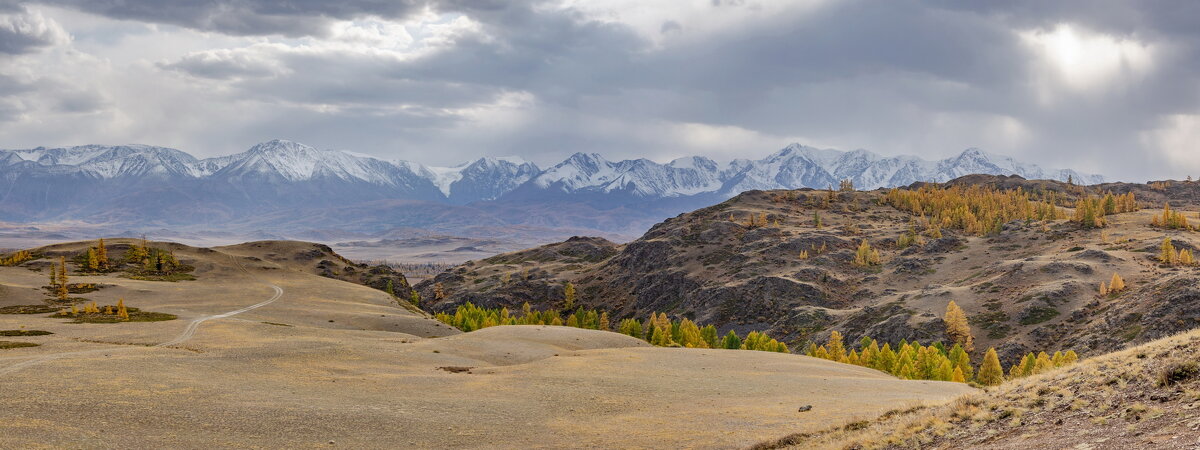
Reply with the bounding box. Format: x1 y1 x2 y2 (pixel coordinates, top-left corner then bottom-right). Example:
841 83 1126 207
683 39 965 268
47 256 69 301
1007 350 1078 379
0 250 33 266
1099 273 1127 296
121 238 191 278
1159 238 1195 266
806 332 1079 386
1071 196 1108 228
1073 192 1139 229
81 239 112 272
896 220 934 249
616 313 787 352
435 302 610 332
736 212 771 229
882 185 1064 236
1150 203 1194 230
434 303 788 353
852 239 881 267
58 299 131 321
806 333 973 383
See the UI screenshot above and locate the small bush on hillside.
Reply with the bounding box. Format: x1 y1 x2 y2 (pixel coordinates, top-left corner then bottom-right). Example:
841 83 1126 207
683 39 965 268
0 341 39 349
1157 361 1200 387
0 305 58 314
0 330 52 336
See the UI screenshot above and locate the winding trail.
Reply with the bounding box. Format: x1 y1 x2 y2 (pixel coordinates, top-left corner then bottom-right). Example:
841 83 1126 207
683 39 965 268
157 285 282 347
0 284 283 376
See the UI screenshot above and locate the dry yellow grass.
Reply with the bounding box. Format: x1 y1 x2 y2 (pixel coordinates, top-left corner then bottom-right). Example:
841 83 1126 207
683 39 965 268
0 239 973 448
756 328 1200 449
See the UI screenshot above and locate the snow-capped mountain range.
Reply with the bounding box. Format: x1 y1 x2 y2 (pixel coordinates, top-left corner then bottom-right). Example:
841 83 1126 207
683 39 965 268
0 139 1103 234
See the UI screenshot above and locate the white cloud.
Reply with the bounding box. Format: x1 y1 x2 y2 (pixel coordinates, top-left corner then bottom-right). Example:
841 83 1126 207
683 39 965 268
1142 114 1200 176
1020 23 1155 94
0 7 69 54
557 0 826 48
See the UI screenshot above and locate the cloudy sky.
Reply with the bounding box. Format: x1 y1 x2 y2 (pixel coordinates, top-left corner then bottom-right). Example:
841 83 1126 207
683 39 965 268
0 0 1196 180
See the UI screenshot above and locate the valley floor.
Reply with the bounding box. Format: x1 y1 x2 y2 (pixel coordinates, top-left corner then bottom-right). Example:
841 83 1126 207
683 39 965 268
0 241 971 448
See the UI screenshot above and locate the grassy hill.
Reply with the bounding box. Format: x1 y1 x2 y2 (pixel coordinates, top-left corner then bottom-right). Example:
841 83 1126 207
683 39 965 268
0 238 972 447
755 328 1200 449
416 176 1200 367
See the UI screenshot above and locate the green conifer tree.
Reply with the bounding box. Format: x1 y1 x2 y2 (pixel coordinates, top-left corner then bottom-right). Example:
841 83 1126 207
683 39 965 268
977 348 1005 386
814 345 829 360
935 360 954 381
1033 352 1053 374
650 327 669 346
722 330 742 349
948 344 973 380
700 325 718 348
878 344 897 374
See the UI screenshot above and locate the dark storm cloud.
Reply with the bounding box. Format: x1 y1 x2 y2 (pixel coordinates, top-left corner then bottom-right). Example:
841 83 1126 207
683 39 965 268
0 5 66 54
158 48 283 79
13 0 428 37
1 0 1198 179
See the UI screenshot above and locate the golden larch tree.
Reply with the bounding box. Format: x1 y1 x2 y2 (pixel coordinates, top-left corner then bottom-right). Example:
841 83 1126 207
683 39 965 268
96 238 109 270
1109 273 1126 293
853 240 881 267
563 282 576 309
1180 249 1195 266
1161 237 1177 264
56 256 69 301
944 301 974 353
951 366 967 383
826 330 846 362
117 298 129 320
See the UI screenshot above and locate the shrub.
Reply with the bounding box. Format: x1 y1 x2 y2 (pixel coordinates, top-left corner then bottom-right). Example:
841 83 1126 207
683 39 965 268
1158 361 1200 387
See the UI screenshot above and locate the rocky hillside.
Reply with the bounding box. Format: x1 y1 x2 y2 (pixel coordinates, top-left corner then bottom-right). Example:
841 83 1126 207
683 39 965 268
757 328 1200 449
417 176 1200 366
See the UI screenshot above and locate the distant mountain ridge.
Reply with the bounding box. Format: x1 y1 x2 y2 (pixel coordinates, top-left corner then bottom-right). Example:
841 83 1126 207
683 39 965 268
0 139 1104 236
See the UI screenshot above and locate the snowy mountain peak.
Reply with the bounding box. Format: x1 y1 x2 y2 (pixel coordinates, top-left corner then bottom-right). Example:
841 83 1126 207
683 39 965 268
531 152 618 191
0 139 1107 209
957 147 987 158
0 144 203 179
668 156 718 171
401 155 541 202
214 139 408 185
563 152 610 169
